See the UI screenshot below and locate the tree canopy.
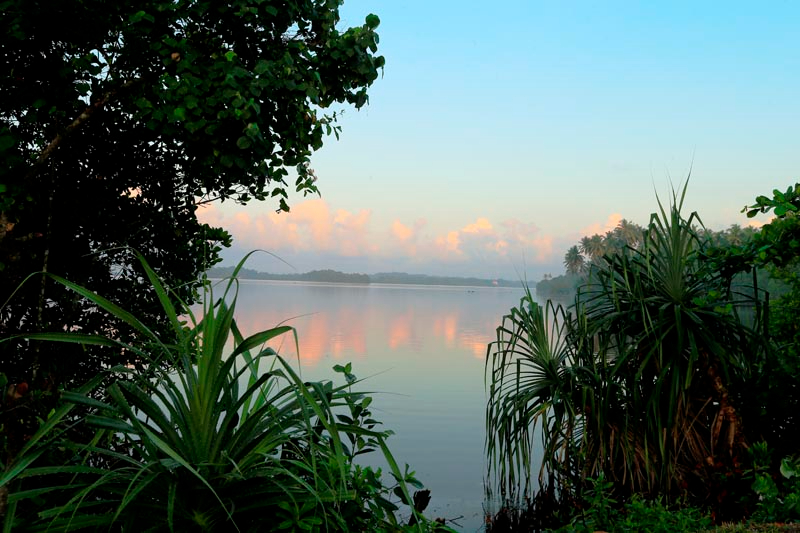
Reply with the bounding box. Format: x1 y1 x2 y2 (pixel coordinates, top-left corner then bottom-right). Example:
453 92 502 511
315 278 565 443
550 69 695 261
0 0 385 387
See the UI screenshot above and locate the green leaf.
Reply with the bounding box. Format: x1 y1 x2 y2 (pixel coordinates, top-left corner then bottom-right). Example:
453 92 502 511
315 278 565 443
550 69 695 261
780 457 798 479
0 133 15 151
236 136 251 150
130 10 145 22
365 14 381 29
254 60 270 75
186 119 208 133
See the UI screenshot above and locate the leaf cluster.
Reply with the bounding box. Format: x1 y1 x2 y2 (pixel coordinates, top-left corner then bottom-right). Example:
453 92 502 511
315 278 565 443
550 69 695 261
0 0 384 409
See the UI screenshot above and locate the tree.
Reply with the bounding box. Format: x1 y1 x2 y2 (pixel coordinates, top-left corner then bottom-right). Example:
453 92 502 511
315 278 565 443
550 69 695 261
704 184 800 461
579 234 605 264
563 245 585 275
0 0 385 394
615 218 644 249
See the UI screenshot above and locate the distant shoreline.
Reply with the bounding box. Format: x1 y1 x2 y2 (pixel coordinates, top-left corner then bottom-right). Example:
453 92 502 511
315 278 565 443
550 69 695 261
206 266 521 289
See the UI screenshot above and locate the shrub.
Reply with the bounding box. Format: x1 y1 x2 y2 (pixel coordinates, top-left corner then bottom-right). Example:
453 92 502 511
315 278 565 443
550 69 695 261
1 253 437 531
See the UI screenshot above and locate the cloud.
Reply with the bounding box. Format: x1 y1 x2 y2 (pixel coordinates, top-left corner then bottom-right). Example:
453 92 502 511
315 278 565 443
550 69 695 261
200 200 557 276
388 218 428 257
198 199 376 257
579 213 624 237
462 217 493 234
406 216 554 265
392 220 414 241
745 216 774 229
499 219 554 261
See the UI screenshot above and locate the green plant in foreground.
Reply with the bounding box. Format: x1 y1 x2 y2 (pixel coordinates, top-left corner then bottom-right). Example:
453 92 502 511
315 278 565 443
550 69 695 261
1 252 433 531
748 442 800 524
555 475 712 533
487 183 765 517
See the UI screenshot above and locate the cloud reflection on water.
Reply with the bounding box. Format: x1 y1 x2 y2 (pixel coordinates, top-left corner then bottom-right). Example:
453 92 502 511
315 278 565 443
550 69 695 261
224 280 527 530
229 281 519 370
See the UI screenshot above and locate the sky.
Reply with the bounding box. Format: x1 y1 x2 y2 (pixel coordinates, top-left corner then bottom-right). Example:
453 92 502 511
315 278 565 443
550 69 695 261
200 1 799 280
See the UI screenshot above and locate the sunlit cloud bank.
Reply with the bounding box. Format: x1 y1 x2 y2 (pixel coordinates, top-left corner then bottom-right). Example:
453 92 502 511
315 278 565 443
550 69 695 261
744 216 773 229
579 213 624 238
197 199 555 278
199 198 377 257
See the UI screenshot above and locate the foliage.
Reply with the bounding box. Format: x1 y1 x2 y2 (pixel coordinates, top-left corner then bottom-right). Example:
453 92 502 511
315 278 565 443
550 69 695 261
486 475 713 533
746 442 800 524
535 273 583 299
486 183 766 522
556 475 712 533
576 219 645 269
577 186 762 497
563 246 585 275
485 290 578 501
0 0 385 399
1 253 436 532
704 185 800 463
741 185 800 267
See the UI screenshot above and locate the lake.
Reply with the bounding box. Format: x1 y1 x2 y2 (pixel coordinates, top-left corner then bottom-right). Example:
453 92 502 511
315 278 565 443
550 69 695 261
229 280 529 531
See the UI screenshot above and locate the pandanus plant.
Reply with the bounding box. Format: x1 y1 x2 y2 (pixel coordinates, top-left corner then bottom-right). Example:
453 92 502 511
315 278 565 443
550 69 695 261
487 183 766 509
1 252 426 532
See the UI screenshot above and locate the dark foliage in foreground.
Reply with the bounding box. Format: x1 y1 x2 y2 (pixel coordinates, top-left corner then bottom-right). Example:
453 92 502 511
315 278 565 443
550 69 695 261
0 0 384 400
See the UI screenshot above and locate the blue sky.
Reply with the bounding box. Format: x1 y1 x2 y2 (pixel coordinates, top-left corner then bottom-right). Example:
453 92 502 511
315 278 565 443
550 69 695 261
202 1 799 280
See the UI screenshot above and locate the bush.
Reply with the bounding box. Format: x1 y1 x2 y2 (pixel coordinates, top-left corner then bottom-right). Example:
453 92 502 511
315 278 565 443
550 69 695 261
559 475 712 532
1 253 440 531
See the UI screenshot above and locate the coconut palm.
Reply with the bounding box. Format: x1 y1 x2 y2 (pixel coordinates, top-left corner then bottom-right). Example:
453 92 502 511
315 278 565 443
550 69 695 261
563 245 586 275
580 234 606 264
616 218 644 249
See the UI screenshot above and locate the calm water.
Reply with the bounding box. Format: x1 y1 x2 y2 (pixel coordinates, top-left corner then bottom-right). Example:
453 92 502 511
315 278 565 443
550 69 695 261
229 280 528 531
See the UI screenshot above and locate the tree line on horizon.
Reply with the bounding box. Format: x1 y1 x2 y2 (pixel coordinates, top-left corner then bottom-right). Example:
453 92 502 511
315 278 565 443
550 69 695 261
563 219 759 276
207 265 520 288
537 219 765 299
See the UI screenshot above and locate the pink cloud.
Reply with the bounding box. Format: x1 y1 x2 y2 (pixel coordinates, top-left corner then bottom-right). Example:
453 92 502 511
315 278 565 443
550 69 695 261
580 213 624 237
499 219 554 261
389 218 428 257
423 217 553 263
197 199 375 257
392 220 414 241
745 216 773 229
462 217 493 234
199 201 556 269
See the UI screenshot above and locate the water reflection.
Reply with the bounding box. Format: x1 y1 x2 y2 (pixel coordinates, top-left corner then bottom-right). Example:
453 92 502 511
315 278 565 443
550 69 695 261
229 280 527 531
232 281 519 371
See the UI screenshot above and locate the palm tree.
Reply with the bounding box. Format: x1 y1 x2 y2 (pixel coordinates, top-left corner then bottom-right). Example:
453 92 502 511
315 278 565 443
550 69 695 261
727 223 745 246
563 245 585 275
579 234 605 262
616 218 644 249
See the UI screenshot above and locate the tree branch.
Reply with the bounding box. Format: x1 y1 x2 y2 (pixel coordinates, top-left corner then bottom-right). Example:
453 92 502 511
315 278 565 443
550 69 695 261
26 78 140 180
